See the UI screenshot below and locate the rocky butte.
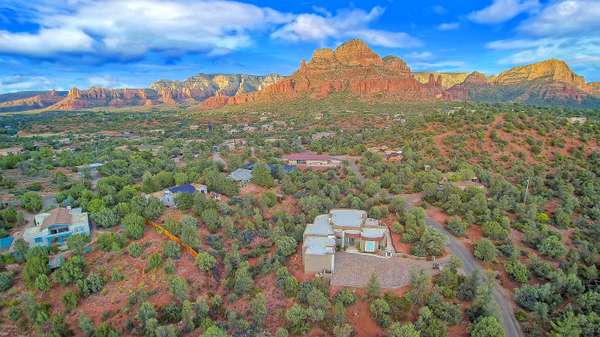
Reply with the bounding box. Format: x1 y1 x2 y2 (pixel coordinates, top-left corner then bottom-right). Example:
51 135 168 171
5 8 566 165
202 39 451 109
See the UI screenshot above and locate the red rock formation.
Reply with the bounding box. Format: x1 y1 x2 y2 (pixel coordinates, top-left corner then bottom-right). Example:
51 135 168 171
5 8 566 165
203 39 455 109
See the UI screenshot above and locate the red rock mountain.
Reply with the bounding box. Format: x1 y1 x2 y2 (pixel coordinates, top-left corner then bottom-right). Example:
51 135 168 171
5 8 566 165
0 90 66 112
203 39 451 109
45 74 281 111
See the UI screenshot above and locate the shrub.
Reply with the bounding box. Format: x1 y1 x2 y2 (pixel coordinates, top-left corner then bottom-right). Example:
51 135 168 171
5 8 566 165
123 213 145 240
538 236 566 258
77 272 105 297
162 241 181 259
0 271 14 292
474 239 497 262
196 252 216 272
370 298 391 327
447 217 467 237
275 235 297 257
470 316 506 337
505 258 529 284
334 288 357 306
128 242 144 258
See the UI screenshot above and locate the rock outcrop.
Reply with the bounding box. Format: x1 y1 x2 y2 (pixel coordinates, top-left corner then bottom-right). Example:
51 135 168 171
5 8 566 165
43 73 281 110
447 61 599 106
0 90 67 113
203 39 453 109
414 72 470 89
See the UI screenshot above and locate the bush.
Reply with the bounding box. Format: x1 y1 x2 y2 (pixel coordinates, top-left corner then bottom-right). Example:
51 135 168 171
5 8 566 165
334 288 357 306
128 242 144 257
474 239 497 262
370 298 391 327
123 213 145 240
0 271 14 292
505 258 529 284
196 252 216 272
78 272 105 297
482 221 509 241
162 241 181 259
447 217 467 237
19 192 42 213
275 235 297 257
470 316 506 337
538 236 566 258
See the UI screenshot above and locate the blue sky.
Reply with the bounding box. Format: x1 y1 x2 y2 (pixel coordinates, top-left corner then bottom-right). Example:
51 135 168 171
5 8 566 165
0 0 599 93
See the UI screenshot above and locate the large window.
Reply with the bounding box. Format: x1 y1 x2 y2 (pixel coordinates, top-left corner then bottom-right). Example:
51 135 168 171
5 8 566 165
364 240 376 253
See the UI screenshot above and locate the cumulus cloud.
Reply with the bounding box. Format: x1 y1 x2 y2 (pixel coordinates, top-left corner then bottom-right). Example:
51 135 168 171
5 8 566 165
437 22 460 31
0 1 418 60
271 7 421 48
0 75 53 92
518 0 600 36
469 0 540 24
484 1 600 73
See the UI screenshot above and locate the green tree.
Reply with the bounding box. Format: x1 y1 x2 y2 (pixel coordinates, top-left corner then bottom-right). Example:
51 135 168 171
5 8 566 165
79 314 95 337
24 247 49 288
123 213 145 240
366 273 382 299
234 262 253 295
196 252 216 272
67 233 90 255
19 192 42 213
252 162 274 187
35 274 50 292
474 239 497 262
275 235 297 257
470 316 506 337
0 271 14 292
249 293 267 328
370 298 391 327
92 207 119 228
388 322 421 337
169 276 189 302
202 326 232 337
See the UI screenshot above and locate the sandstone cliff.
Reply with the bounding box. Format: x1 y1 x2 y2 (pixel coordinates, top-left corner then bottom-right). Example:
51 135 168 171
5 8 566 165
414 72 470 89
203 39 451 109
0 90 67 112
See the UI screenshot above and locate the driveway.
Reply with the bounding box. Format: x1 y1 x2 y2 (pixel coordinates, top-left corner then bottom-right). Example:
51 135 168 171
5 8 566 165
404 194 523 337
331 252 437 288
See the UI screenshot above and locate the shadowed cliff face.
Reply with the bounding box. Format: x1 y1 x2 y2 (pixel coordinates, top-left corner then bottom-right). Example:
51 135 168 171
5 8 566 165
202 39 449 109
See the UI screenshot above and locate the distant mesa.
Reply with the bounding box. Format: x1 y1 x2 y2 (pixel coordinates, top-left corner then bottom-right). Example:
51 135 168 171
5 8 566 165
1 39 599 113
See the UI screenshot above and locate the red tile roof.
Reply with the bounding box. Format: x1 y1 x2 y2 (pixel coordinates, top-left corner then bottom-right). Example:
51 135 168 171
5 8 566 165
41 208 72 228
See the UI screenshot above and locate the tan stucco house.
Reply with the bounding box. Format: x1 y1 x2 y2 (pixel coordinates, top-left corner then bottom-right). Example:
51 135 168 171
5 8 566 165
302 209 392 273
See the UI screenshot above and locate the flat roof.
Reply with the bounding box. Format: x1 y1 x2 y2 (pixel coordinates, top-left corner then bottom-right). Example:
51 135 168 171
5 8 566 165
305 217 334 237
330 209 365 228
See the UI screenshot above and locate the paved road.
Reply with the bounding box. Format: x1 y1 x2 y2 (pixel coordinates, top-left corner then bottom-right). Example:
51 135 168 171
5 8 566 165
404 195 522 337
336 156 521 336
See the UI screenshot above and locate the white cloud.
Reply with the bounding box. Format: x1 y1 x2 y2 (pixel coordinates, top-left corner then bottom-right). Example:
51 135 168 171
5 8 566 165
431 5 448 15
0 28 93 56
0 75 53 92
518 0 600 36
437 22 460 31
469 0 540 24
483 1 600 74
0 1 417 59
271 7 421 48
406 51 434 60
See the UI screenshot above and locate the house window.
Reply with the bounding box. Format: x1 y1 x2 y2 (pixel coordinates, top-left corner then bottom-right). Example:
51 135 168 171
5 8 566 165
34 237 43 243
364 241 376 253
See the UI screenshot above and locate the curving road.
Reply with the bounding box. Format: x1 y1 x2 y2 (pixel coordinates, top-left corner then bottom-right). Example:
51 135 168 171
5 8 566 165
341 157 522 337
405 195 523 337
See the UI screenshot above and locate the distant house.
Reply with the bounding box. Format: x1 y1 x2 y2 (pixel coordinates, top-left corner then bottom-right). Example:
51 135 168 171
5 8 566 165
157 183 207 207
283 151 341 169
228 168 253 185
220 138 247 151
302 209 391 273
24 207 90 247
244 162 295 174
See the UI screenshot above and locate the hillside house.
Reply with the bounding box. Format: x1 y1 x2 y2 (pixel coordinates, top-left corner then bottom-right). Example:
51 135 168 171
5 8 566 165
283 151 341 169
302 209 391 273
24 207 90 247
153 184 207 207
